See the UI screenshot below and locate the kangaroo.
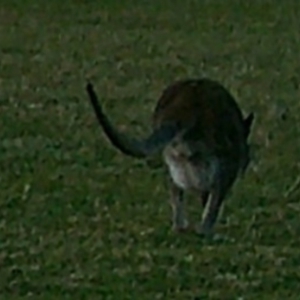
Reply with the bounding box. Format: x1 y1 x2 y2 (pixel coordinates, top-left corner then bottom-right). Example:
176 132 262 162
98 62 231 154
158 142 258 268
86 78 254 235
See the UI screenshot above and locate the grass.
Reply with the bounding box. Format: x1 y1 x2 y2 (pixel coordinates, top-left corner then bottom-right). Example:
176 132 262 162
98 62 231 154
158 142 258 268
1 0 300 298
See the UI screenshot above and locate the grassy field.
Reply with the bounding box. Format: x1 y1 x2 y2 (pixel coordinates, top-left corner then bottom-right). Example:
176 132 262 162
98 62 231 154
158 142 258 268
1 0 300 299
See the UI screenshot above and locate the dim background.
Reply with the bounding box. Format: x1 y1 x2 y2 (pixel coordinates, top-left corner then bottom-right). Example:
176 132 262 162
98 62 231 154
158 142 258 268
0 0 300 299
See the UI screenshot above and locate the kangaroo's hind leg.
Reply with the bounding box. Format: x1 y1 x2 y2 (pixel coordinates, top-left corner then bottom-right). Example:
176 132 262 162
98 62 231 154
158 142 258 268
200 190 209 207
197 191 224 236
196 161 238 236
196 180 230 236
169 180 189 232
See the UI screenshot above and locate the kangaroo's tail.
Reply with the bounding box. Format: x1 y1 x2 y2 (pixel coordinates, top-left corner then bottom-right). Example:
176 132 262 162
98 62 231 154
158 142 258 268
86 83 178 158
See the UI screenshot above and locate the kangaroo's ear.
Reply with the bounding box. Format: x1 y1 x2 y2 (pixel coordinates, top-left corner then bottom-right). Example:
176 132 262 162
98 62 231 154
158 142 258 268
244 112 254 138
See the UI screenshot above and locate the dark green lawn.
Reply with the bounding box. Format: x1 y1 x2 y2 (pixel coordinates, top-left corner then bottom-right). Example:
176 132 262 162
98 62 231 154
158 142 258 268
1 1 300 299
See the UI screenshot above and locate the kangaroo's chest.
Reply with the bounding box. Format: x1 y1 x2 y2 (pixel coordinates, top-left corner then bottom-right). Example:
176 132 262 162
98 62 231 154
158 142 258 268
163 142 219 191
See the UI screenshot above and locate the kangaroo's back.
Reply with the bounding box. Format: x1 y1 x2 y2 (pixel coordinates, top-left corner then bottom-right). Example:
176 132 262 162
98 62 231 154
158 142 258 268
153 79 249 170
